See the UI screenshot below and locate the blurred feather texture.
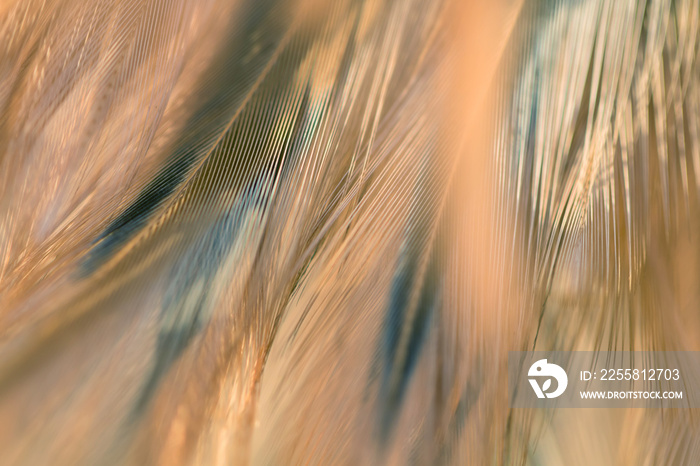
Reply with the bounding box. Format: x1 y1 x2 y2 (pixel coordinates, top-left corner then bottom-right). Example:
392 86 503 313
0 0 700 464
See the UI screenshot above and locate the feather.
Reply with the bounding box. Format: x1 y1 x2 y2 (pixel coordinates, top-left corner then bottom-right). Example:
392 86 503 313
0 0 699 465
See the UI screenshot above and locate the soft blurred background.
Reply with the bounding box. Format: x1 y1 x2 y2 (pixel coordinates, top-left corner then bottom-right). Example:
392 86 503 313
0 0 699 464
